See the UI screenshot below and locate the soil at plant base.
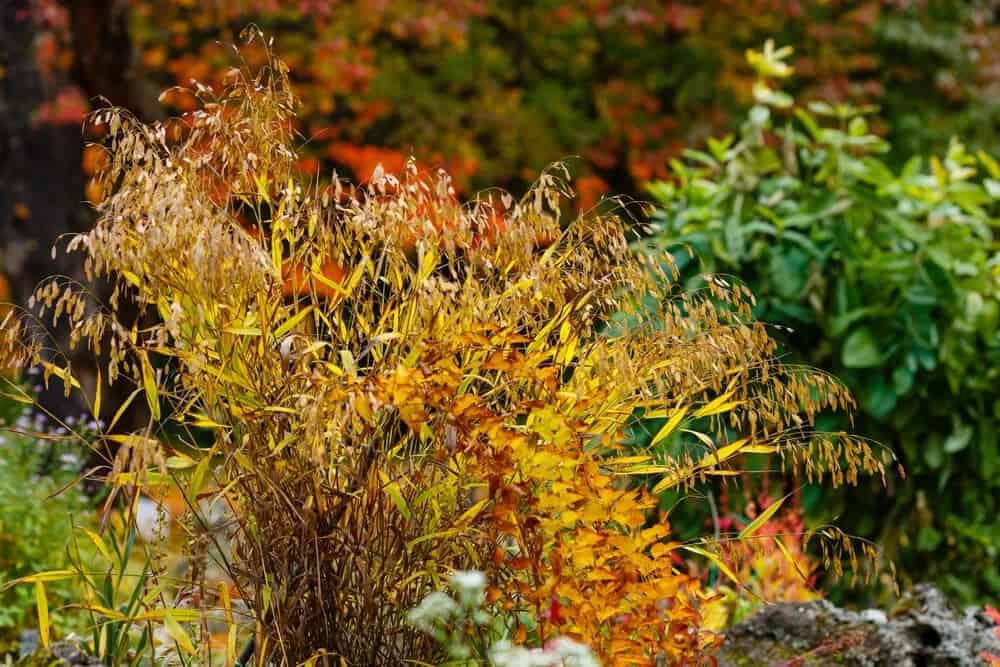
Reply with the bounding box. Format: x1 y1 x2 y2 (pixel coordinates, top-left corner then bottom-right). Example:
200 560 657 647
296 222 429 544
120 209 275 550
716 584 1000 666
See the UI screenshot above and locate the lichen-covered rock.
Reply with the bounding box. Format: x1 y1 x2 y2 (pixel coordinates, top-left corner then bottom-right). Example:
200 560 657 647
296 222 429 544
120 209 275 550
716 584 1000 666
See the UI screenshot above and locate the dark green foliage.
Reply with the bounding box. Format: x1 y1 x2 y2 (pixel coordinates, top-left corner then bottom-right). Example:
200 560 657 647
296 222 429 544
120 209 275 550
644 88 1000 603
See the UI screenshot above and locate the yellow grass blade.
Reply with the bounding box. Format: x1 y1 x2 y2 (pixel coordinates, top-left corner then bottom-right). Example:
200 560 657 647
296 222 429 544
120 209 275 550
93 367 102 421
710 438 749 465
41 361 81 390
739 494 788 539
651 470 686 494
0 390 33 405
274 305 314 339
35 581 49 649
138 351 160 420
774 535 811 584
134 608 201 622
693 389 742 418
82 529 112 562
455 497 489 527
607 455 653 466
650 405 689 447
682 545 741 588
163 611 198 656
108 387 143 431
1 570 76 592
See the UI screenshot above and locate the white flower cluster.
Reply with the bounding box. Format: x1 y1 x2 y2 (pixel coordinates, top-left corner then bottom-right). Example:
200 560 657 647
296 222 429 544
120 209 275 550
407 591 459 635
490 637 600 667
407 570 601 666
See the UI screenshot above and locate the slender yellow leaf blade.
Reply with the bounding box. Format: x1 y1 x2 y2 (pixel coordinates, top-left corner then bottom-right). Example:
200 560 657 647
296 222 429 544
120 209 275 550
259 406 297 415
608 455 653 466
739 494 788 540
651 471 685 494
121 270 142 287
188 416 228 429
774 536 811 584
77 604 128 621
108 387 143 431
133 608 201 622
312 269 348 297
341 259 367 297
406 529 460 552
189 454 213 500
274 305 314 339
165 454 196 470
650 405 689 447
978 149 1000 179
616 464 670 476
163 611 198 656
93 367 102 422
559 319 572 343
455 497 489 527
271 232 283 274
693 390 741 418
0 570 76 591
82 529 112 562
682 545 741 587
741 445 779 455
35 581 49 649
220 582 233 623
710 438 750 465
226 625 237 667
41 361 81 389
382 480 411 520
0 390 33 405
138 351 160 420
106 434 159 448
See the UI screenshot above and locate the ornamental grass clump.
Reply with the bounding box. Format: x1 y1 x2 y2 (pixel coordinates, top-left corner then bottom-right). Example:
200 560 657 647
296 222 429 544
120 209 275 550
2 31 892 666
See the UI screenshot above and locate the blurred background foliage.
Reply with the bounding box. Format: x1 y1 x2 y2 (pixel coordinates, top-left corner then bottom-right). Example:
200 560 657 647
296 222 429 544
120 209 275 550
2 0 1000 612
125 0 1000 197
0 414 94 653
18 0 1000 201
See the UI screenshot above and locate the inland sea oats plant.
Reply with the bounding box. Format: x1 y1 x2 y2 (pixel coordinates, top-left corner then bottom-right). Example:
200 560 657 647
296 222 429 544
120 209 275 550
0 30 894 666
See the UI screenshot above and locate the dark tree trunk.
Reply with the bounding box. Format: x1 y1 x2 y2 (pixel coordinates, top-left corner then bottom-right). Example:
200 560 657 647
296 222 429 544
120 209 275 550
1 0 160 425
1 0 88 307
1 0 91 425
66 0 162 119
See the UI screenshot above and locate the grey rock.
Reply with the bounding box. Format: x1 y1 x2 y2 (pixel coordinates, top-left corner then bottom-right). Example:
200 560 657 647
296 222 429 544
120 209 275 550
715 584 1000 666
860 609 887 625
17 638 103 666
49 641 104 666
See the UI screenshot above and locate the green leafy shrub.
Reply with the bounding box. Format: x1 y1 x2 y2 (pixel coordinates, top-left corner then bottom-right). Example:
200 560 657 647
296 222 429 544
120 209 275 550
643 43 1000 603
